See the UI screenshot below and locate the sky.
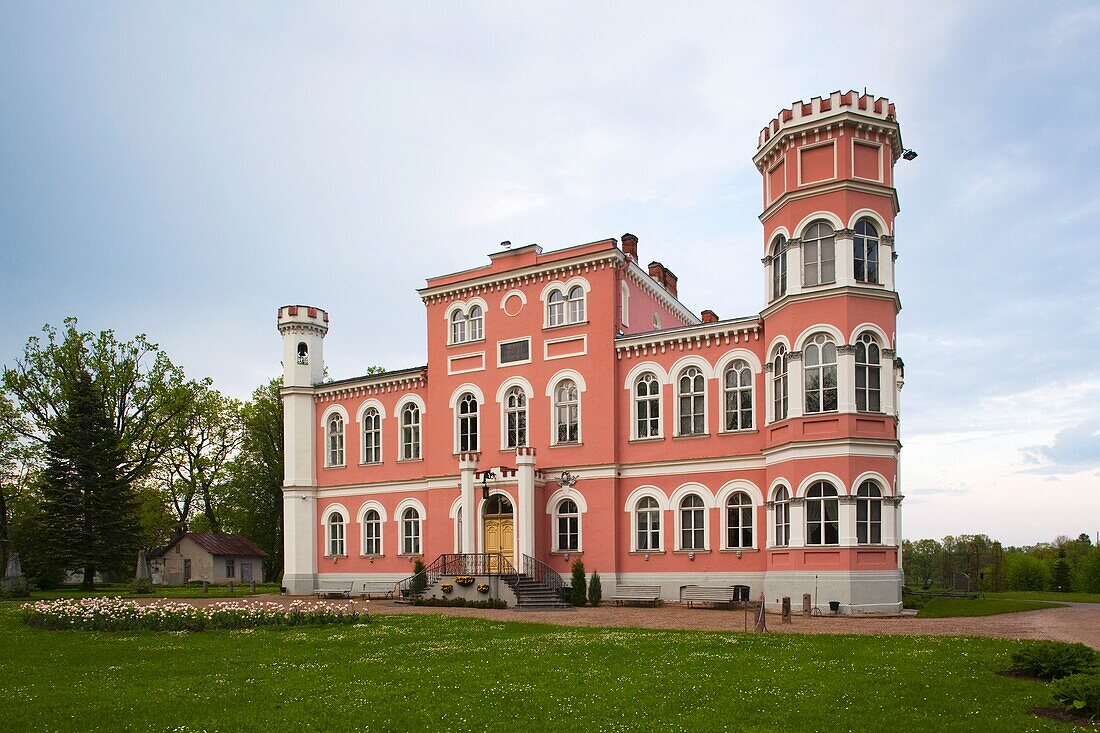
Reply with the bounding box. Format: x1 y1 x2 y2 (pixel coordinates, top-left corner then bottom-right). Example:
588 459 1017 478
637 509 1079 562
1 2 1098 546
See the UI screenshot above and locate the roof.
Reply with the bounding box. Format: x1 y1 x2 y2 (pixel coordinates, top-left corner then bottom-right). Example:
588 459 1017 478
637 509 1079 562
156 532 269 558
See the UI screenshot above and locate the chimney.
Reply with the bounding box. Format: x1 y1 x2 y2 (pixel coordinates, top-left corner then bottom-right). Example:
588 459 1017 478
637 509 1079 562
647 261 679 298
662 267 678 298
701 310 719 324
621 233 638 261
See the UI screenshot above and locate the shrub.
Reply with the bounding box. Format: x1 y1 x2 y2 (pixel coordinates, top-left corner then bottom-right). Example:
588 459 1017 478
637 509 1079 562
130 577 154 595
570 559 586 607
413 597 506 609
1050 673 1100 720
410 559 427 595
1002 554 1050 592
1010 641 1099 680
588 572 602 606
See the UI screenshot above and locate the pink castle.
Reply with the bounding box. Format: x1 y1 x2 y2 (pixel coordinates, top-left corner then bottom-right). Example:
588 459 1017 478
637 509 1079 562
279 90 906 612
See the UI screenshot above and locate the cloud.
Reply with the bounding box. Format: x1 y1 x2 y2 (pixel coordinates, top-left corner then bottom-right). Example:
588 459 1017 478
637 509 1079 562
1022 419 1100 475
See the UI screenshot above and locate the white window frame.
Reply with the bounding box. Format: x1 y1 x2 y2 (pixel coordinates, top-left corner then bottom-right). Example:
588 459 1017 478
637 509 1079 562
467 304 484 341
503 386 528 449
803 333 839 414
552 379 580 445
770 235 788 300
675 366 707 437
633 372 662 440
853 219 880 284
455 392 479 453
801 220 836 287
805 481 840 546
397 398 424 461
633 496 664 552
566 285 586 323
772 485 791 548
771 346 789 422
856 480 883 545
398 504 423 556
723 491 754 550
547 289 566 327
676 493 708 551
322 407 347 468
721 360 754 432
855 332 882 413
359 405 382 465
324 507 347 557
553 498 581 552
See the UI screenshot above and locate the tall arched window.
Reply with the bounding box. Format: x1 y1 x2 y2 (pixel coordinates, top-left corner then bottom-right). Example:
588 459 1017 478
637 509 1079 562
555 499 579 552
772 346 788 421
805 481 839 546
725 491 753 549
401 403 421 460
467 305 484 341
362 407 381 464
401 507 421 555
636 496 661 551
635 372 661 439
773 486 790 547
771 235 788 300
723 360 753 431
363 509 381 555
678 367 706 436
457 393 479 452
327 510 346 556
804 334 838 413
802 221 836 286
554 379 579 444
856 481 883 544
855 332 882 412
567 285 586 323
327 414 345 467
504 387 527 448
854 220 879 284
450 310 467 344
679 494 706 550
547 290 566 326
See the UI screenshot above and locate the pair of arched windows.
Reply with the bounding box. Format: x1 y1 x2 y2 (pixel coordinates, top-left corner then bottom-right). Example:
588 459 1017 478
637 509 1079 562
450 305 484 344
325 506 422 558
768 219 881 300
547 286 586 327
768 479 884 547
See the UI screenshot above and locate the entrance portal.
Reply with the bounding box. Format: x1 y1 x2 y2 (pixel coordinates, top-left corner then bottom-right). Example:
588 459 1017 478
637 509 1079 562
483 494 514 571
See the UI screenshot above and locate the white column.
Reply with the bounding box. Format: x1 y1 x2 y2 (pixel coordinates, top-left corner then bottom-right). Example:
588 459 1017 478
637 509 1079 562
839 495 857 546
786 240 804 297
789 498 806 548
881 235 896 290
765 502 775 547
838 345 856 413
881 498 897 547
282 488 317 595
516 447 537 566
458 453 479 555
881 351 897 416
836 230 855 287
788 351 804 419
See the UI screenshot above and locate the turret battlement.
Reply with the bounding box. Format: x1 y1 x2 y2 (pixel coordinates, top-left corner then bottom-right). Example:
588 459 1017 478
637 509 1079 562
277 305 329 334
757 90 897 151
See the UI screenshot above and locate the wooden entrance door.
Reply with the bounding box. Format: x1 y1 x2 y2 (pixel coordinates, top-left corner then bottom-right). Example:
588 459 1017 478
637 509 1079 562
483 494 514 572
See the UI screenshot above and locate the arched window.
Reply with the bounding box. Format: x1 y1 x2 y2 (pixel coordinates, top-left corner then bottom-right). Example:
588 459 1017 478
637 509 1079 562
548 290 566 327
855 332 882 412
773 486 790 547
450 310 467 344
327 414 345 467
678 366 706 435
771 235 788 300
805 481 839 546
635 372 661 439
457 393 479 452
723 360 753 431
504 387 527 448
804 334 838 413
362 407 381 464
363 509 381 555
567 285 586 323
327 510 345 556
725 492 753 549
401 403 421 460
401 507 421 555
555 498 579 552
854 220 879 284
554 379 579 444
297 342 309 365
635 496 661 551
856 481 883 544
679 494 706 550
772 346 788 421
467 305 484 341
802 221 836 287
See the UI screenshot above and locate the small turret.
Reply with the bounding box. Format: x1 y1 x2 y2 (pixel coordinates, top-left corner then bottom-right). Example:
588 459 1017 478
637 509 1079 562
277 305 329 387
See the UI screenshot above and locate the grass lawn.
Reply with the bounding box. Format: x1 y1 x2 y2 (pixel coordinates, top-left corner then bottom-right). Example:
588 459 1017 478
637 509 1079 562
0 605 1086 732
1 582 282 602
917 597 1062 618
986 591 1100 604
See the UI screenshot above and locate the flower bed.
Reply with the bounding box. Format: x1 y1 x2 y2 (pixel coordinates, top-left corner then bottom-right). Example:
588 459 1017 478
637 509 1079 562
22 597 369 632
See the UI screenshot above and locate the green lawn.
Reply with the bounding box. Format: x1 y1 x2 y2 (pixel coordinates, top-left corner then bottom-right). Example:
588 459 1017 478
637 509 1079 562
986 591 1100 604
917 597 1062 618
0 605 1087 732
1 582 282 602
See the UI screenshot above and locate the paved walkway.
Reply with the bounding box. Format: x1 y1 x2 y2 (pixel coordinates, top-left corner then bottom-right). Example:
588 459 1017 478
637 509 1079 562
170 595 1100 648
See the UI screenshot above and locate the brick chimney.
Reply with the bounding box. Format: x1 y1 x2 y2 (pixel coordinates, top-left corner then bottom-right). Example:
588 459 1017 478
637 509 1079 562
701 309 719 324
647 261 679 298
621 233 638 261
663 267 678 298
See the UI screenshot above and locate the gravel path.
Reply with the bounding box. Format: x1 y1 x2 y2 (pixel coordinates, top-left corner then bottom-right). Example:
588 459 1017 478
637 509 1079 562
162 595 1100 648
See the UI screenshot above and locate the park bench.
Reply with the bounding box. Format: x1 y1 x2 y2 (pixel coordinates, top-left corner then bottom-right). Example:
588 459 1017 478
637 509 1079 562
680 585 738 608
359 581 395 599
313 580 354 598
610 584 661 606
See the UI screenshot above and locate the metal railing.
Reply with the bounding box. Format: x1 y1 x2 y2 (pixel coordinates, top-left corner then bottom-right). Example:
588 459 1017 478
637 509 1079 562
521 554 566 595
393 553 517 598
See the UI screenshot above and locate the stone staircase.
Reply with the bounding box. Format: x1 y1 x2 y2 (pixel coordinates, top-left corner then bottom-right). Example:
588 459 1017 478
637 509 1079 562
503 573 571 609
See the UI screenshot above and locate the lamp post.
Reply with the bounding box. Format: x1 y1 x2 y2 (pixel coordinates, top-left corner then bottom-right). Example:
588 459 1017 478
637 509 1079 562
481 468 497 503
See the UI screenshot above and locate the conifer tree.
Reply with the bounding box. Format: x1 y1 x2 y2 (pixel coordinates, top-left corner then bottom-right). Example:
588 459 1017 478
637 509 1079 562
39 370 139 588
1051 547 1073 593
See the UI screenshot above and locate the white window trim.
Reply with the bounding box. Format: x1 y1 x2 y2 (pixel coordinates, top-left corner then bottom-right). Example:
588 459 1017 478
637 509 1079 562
549 493 584 553
444 297 489 346
546 369 586 446
321 503 349 557
670 483 715 552
850 137 884 183
630 371 664 441
496 377 535 451
767 480 792 549
540 276 592 329
356 500 388 556
356 399 386 465
395 497 426 556
451 388 482 455
321 405 350 468
716 480 762 551
395 395 426 462
795 139 837 187
715 349 761 434
497 336 532 368
671 362 710 438
624 486 669 553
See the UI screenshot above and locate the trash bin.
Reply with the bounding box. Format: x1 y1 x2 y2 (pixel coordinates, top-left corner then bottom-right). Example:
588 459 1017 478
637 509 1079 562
828 600 841 614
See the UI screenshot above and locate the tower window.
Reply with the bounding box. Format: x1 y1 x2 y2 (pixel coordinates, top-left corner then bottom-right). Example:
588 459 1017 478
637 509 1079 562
297 342 309 365
854 220 880 284
770 235 788 300
802 221 836 286
772 346 789 422
855 332 882 412
803 334 838 413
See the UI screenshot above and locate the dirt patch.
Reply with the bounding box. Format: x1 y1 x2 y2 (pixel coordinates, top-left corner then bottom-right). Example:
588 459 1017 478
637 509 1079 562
1030 707 1099 728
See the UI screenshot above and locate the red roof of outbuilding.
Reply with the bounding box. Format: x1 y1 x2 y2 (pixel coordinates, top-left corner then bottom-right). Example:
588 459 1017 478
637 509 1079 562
157 532 269 558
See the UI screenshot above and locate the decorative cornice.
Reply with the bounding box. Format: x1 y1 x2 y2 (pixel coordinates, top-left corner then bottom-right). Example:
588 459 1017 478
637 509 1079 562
615 317 762 360
314 370 428 401
759 179 899 224
759 285 902 319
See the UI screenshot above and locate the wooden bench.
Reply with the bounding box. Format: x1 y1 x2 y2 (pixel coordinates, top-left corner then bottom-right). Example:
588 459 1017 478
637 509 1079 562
313 580 354 598
359 581 395 599
680 585 738 608
610 585 661 606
